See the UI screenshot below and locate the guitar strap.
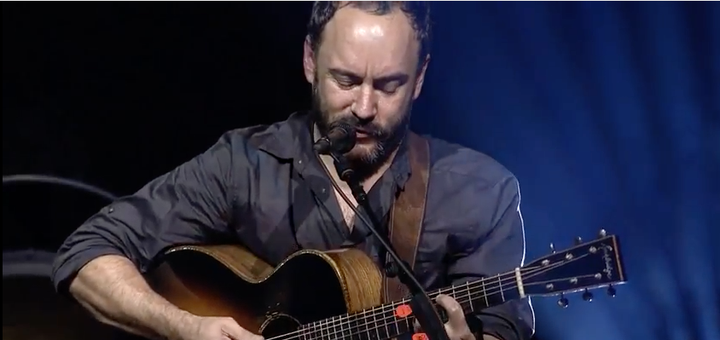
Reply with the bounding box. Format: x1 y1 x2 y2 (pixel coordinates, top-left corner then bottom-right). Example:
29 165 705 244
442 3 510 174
382 131 431 303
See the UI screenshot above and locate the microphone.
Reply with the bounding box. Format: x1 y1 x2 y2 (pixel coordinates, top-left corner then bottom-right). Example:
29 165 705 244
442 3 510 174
313 122 357 155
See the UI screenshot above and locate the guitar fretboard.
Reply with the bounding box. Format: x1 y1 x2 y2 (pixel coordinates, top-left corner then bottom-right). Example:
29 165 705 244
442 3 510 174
295 273 521 340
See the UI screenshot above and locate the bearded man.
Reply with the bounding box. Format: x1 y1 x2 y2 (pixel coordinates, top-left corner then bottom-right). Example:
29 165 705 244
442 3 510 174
52 2 535 340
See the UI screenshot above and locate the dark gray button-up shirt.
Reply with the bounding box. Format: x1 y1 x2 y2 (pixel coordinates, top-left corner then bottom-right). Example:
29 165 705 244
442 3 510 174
52 111 535 340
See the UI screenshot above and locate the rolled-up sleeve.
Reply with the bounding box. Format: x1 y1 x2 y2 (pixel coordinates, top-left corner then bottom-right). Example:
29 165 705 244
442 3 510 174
447 175 535 340
51 131 243 296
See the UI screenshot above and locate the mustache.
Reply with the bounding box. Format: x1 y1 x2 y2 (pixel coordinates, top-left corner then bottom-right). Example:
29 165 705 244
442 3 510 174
330 116 386 138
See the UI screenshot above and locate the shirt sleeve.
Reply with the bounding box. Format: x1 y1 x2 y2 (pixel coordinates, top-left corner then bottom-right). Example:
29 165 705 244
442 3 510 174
446 175 535 340
51 131 243 296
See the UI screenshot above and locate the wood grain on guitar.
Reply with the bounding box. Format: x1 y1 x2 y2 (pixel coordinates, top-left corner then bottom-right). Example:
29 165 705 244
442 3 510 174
117 231 627 340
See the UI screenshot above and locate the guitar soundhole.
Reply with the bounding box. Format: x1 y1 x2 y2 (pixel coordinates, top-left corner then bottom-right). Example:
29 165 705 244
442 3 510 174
261 313 301 338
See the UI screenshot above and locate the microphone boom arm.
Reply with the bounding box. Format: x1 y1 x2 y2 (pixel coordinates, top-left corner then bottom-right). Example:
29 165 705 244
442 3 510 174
326 151 451 340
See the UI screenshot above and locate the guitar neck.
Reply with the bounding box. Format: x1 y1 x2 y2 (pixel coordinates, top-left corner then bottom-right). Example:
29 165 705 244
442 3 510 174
287 233 626 340
426 272 521 321
292 271 521 340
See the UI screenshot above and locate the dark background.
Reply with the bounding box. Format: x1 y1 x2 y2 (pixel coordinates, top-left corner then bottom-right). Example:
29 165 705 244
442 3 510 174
3 2 719 340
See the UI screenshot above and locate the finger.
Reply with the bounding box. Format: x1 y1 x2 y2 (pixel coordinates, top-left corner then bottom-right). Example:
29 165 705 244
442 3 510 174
435 294 470 333
445 323 456 339
414 318 465 340
221 318 263 340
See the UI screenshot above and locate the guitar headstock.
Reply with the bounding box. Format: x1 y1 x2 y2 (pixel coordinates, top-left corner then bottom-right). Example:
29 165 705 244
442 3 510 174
521 229 627 307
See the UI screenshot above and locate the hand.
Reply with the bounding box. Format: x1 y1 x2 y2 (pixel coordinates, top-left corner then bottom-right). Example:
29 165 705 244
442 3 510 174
181 316 264 340
414 294 475 340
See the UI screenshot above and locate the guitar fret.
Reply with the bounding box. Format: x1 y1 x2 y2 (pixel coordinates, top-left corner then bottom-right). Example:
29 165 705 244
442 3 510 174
346 313 353 340
326 318 332 340
363 309 372 340
481 278 489 307
404 302 412 334
450 284 465 317
330 316 338 340
319 318 326 340
387 301 411 338
326 318 331 340
299 324 307 340
497 274 505 302
382 308 390 339
333 316 345 339
323 317 329 340
372 307 381 340
310 320 318 340
335 316 342 340
391 303 402 336
308 321 315 340
465 281 474 312
349 313 361 340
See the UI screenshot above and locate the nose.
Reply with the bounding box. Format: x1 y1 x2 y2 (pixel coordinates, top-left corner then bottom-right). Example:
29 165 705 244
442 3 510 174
351 85 377 121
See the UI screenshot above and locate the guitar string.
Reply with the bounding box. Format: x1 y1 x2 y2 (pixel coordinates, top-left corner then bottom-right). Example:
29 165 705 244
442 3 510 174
286 252 595 340
265 256 583 340
308 272 600 340
301 258 586 340
274 261 560 340
268 261 558 340
296 259 572 340
303 253 591 338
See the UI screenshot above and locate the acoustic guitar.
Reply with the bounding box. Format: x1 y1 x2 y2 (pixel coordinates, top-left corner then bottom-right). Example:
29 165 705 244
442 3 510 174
129 230 627 340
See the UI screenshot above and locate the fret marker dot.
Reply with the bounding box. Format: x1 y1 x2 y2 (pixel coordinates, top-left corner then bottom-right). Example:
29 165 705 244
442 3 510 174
412 333 428 340
395 304 413 318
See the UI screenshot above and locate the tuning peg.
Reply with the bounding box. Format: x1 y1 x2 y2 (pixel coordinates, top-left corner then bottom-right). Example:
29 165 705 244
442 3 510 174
607 285 616 297
582 289 593 302
574 237 583 245
557 293 569 308
549 243 556 253
598 229 607 238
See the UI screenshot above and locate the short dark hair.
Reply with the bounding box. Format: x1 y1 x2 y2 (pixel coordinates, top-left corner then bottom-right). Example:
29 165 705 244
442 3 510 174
306 1 432 59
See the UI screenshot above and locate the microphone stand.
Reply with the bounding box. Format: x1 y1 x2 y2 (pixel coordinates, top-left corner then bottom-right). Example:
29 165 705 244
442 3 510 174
328 151 450 340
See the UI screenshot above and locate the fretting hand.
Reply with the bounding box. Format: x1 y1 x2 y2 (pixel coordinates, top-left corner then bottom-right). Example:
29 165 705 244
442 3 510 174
413 294 476 340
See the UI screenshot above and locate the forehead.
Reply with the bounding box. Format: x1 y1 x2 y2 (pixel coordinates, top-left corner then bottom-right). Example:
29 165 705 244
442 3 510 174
317 6 421 75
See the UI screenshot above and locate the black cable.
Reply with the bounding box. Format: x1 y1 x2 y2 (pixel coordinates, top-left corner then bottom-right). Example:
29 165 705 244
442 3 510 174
2 174 119 202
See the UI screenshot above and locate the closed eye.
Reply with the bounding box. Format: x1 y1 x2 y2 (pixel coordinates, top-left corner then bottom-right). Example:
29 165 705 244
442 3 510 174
329 69 362 89
375 80 403 94
335 77 360 89
374 74 408 94
328 68 409 94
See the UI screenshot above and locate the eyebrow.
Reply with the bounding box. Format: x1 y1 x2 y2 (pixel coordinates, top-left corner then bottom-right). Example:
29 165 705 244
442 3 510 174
328 68 409 84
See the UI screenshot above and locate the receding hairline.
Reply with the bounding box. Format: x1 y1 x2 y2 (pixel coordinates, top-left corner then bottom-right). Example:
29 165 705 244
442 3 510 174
307 1 431 58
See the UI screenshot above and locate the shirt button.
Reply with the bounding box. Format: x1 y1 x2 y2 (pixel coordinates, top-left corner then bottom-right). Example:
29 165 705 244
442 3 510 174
298 160 303 164
321 188 326 193
108 207 114 213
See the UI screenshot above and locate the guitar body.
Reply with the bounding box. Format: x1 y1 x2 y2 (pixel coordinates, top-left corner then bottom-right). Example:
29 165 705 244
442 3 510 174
101 233 628 340
142 245 384 338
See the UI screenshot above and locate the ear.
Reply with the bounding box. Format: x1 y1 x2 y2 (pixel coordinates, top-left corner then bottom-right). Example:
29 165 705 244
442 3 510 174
412 54 431 100
303 36 316 85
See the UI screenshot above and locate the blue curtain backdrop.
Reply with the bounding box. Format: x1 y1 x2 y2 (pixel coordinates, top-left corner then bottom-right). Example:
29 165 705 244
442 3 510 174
411 2 719 340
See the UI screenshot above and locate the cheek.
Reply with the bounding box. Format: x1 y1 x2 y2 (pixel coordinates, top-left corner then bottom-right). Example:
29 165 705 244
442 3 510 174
376 94 411 124
320 82 354 112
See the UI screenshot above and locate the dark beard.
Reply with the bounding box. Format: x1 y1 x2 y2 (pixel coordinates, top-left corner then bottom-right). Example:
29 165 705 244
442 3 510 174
310 82 410 182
